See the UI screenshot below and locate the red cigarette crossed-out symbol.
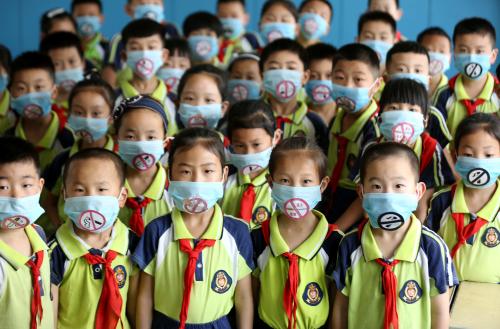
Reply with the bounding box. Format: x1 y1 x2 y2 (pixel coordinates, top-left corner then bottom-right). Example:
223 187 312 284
1 215 29 229
276 80 296 100
183 197 208 214
231 84 249 101
392 122 415 144
79 210 106 232
132 153 155 171
283 198 310 220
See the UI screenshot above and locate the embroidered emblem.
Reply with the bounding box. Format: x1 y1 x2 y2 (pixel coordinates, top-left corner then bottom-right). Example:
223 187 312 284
482 227 500 248
302 282 323 306
399 280 422 304
252 206 270 225
114 265 127 289
211 270 232 294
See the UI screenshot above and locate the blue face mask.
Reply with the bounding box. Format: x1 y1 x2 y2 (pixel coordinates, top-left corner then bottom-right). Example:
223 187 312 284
75 16 101 37
263 69 302 103
455 156 500 189
428 52 450 76
260 22 296 44
361 39 392 64
380 110 425 145
271 183 322 220
134 4 164 22
0 194 44 230
188 36 219 63
118 140 165 171
391 72 429 90
67 115 109 143
220 18 245 40
157 67 185 93
178 103 222 129
228 79 261 102
0 74 8 93
55 68 84 92
11 92 52 119
229 147 273 175
305 80 334 105
64 195 121 233
454 53 491 80
299 13 328 41
126 50 164 80
169 180 224 214
362 192 418 230
331 82 374 113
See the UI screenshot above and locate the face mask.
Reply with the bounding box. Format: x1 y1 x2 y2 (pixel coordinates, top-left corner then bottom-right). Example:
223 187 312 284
361 39 392 64
220 18 244 40
126 50 164 80
229 147 273 175
134 4 164 23
118 140 165 171
362 192 418 230
391 72 429 90
380 111 425 145
0 74 8 93
455 156 500 189
55 68 84 93
67 115 109 143
263 69 302 103
331 81 375 113
305 80 334 105
64 195 121 233
75 16 101 37
260 22 296 44
228 79 261 102
157 67 185 93
188 36 219 62
169 180 224 214
11 92 52 119
299 13 328 41
0 194 44 230
454 53 491 80
428 52 450 76
178 103 222 129
271 183 322 220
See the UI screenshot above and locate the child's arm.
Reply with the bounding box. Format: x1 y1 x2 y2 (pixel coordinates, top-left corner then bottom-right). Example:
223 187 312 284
331 289 348 329
127 272 139 328
251 275 260 312
235 275 253 329
136 272 154 329
431 290 450 329
416 188 434 222
334 198 363 232
51 284 59 326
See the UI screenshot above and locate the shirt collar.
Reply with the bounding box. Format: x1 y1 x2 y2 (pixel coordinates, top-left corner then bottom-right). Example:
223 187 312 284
15 111 59 149
332 100 378 140
172 204 224 241
0 225 48 270
272 101 308 125
69 135 115 157
455 73 495 101
121 78 167 103
452 180 500 221
125 164 167 200
237 168 269 186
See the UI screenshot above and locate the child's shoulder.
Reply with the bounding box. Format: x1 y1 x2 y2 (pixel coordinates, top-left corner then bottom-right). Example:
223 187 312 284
222 214 251 237
142 212 175 237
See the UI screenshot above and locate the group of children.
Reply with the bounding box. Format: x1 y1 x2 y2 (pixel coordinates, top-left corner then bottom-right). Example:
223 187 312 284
0 0 499 328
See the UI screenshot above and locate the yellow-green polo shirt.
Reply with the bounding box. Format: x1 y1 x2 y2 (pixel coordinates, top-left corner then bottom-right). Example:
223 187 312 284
132 205 254 325
0 225 54 329
83 33 107 69
273 101 317 140
0 90 15 135
430 74 449 106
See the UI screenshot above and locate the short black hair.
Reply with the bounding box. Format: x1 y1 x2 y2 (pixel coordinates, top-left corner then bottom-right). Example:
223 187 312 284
0 137 41 176
260 0 298 22
260 38 308 72
63 148 126 187
332 43 380 78
39 31 84 60
360 142 419 183
454 113 500 151
122 18 166 47
379 78 429 117
0 44 12 74
305 42 337 67
165 38 191 59
228 52 260 73
217 0 245 7
227 100 276 139
69 71 116 113
386 41 429 69
183 11 224 38
453 17 496 46
298 0 333 22
40 8 77 35
368 0 399 8
417 26 451 46
358 10 396 37
177 64 228 101
10 52 55 85
71 0 103 13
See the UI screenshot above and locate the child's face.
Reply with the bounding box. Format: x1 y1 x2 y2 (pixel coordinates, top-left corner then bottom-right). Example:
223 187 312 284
10 69 56 98
386 52 429 76
300 0 332 25
332 59 378 88
454 33 497 57
48 18 77 35
420 34 451 55
457 130 500 159
231 128 280 154
165 50 191 69
71 91 111 120
368 0 402 21
217 1 248 23
263 50 308 84
358 21 396 44
126 0 163 15
180 74 224 106
383 102 423 114
261 4 297 24
48 47 85 72
171 144 227 182
73 3 102 17
309 58 333 81
230 59 261 83
118 108 165 142
125 34 165 52
0 161 43 198
189 28 218 39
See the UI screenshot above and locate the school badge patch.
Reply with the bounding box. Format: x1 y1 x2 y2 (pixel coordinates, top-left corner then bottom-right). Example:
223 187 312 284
399 280 422 304
302 282 323 306
113 265 127 289
252 206 270 225
482 227 500 248
211 270 232 294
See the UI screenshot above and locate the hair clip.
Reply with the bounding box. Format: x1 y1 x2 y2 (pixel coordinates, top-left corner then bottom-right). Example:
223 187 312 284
112 95 143 120
46 8 66 18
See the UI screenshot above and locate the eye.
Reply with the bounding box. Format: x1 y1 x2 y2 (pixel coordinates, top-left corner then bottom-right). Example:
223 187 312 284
74 187 85 192
98 188 108 192
303 179 313 184
485 153 494 158
252 143 261 148
395 184 405 189
371 184 382 190
147 135 157 140
22 183 33 189
205 169 215 174
0 185 9 190
462 153 473 157
279 178 289 183
125 134 135 140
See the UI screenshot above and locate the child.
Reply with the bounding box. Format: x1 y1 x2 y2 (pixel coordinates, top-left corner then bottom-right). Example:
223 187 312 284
367 0 405 41
222 100 280 229
227 52 262 104
49 148 138 329
297 0 333 48
7 52 74 171
260 38 327 146
0 44 14 135
40 8 77 39
417 27 452 106
435 17 499 138
71 0 109 70
253 136 343 329
114 96 172 237
332 142 456 329
157 38 191 101
259 0 299 45
426 113 500 283
305 42 337 126
133 127 254 328
40 31 86 110
0 136 53 329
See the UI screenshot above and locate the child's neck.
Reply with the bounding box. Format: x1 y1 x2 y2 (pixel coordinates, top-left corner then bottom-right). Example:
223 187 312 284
270 97 298 117
74 225 113 250
0 228 32 257
341 103 370 132
81 34 97 44
373 217 412 260
277 211 319 251
126 163 159 196
130 76 159 95
297 35 318 48
310 102 336 125
461 73 489 99
429 74 443 97
463 182 497 214
182 207 215 239
22 113 53 144
80 135 109 150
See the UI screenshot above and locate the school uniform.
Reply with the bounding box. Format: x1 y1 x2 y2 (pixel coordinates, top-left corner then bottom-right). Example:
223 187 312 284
132 205 254 328
50 220 138 329
427 105 453 148
426 180 500 283
252 211 343 329
218 32 261 67
0 90 15 135
82 33 109 70
430 74 449 107
333 216 457 329
0 225 54 329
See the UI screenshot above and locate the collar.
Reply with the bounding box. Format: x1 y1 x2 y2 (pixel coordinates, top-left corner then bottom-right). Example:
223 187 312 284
273 101 309 124
15 111 59 149
412 135 423 160
237 168 269 187
0 91 10 117
120 78 167 103
172 204 224 240
125 164 166 200
451 180 500 221
454 73 495 101
0 225 48 270
84 33 103 49
332 100 378 141
69 135 115 157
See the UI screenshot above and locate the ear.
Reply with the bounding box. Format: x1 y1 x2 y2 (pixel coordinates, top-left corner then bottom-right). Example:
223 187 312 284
319 176 330 193
369 77 382 98
415 181 426 201
222 165 229 182
266 173 273 188
221 100 230 116
243 13 250 26
394 8 403 21
302 69 310 86
163 136 174 149
50 83 58 100
99 14 105 23
272 129 281 146
356 183 364 200
161 48 169 64
294 22 300 37
38 177 45 191
355 36 360 43
118 187 129 208
490 48 498 64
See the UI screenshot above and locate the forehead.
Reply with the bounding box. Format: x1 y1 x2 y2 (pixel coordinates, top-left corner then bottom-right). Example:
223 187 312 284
12 68 53 83
362 20 393 34
309 58 333 71
264 3 294 16
265 50 302 64
184 73 220 90
173 144 222 165
231 59 259 71
130 0 163 5
421 34 450 47
0 160 39 178
218 1 245 12
121 108 164 126
48 47 81 59
272 150 321 174
334 59 374 75
454 33 494 48
301 1 331 14
364 154 417 179
127 34 163 45
66 158 120 183
459 129 500 148
390 52 429 65
370 0 397 9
